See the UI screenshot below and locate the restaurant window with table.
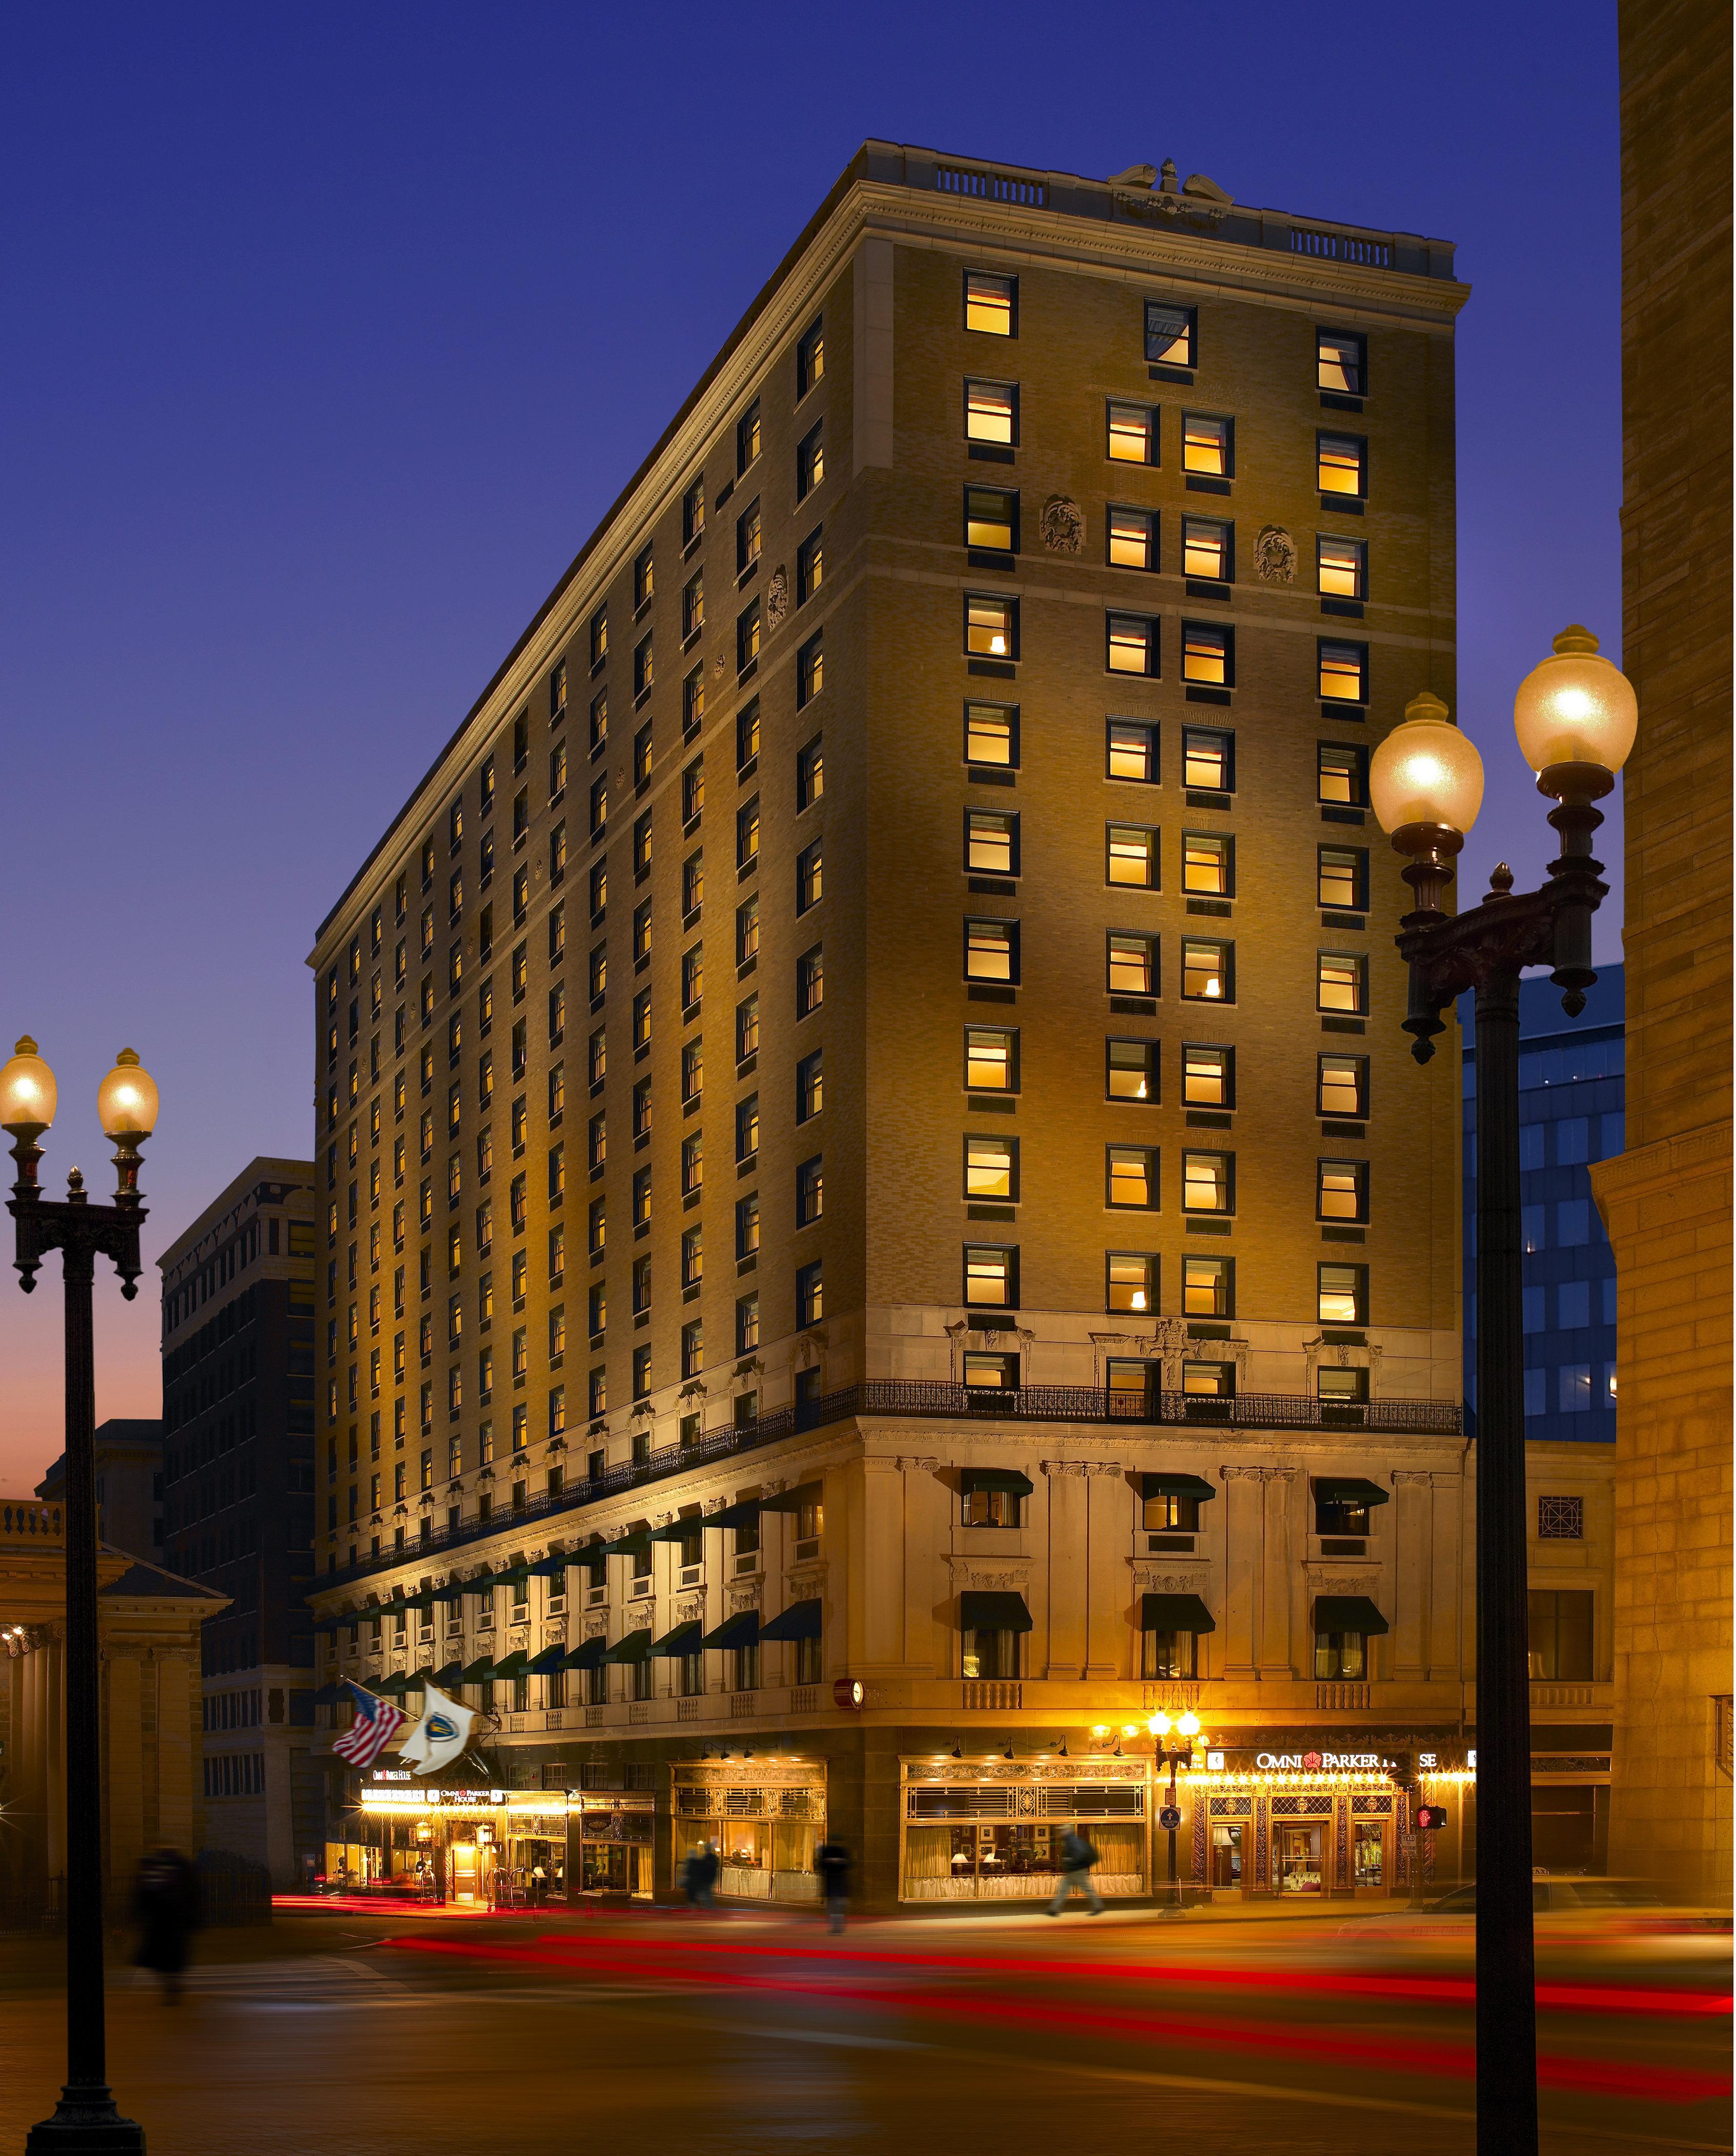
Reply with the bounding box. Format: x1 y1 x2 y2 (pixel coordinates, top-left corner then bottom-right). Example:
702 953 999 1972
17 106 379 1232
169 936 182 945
900 1761 1147 1902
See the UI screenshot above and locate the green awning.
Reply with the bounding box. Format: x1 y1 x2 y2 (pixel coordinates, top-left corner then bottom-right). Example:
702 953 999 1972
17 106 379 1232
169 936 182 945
565 1638 608 1670
491 1650 530 1681
432 1583 466 1605
602 1529 654 1558
462 1572 499 1597
493 1564 532 1587
758 1484 822 1514
374 1672 411 1696
758 1600 822 1643
959 1468 1034 1498
428 1662 466 1688
700 1610 760 1651
650 1517 706 1544
528 1554 569 1579
1142 1473 1217 1503
602 1628 654 1665
650 1622 703 1658
459 1656 497 1683
1315 1478 1390 1508
1141 1591 1216 1634
1313 1595 1389 1636
312 1682 348 1705
402 1590 435 1611
525 1645 568 1675
958 1590 1032 1633
706 1500 761 1531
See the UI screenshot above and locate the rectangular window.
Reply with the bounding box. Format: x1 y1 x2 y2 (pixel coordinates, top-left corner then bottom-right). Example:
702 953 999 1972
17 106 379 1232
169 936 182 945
1318 1053 1367 1119
966 701 1018 768
964 1244 1016 1308
1145 301 1196 368
1183 1254 1232 1317
1107 823 1158 888
797 316 825 394
632 635 653 699
1318 742 1367 805
961 1352 1017 1400
1319 640 1368 704
1318 1159 1369 1222
737 399 761 472
795 945 824 1016
1318 330 1366 397
1317 535 1366 600
1318 1262 1367 1324
735 1191 760 1258
1107 1036 1158 1102
1106 401 1157 464
1182 413 1231 476
1182 1043 1232 1106
1317 1365 1367 1405
796 1154 823 1224
589 607 608 667
1106 1250 1157 1314
965 918 1017 984
965 379 1017 446
966 1027 1017 1092
680 1131 703 1199
795 1261 823 1327
680 572 704 639
736 893 759 963
797 631 824 704
682 475 705 546
1182 939 1232 1002
1106 1145 1159 1209
1318 846 1367 911
796 840 823 913
632 545 654 611
1182 1151 1233 1214
1182 517 1232 581
1182 621 1231 686
682 666 705 732
1106 933 1158 996
736 1293 759 1353
797 527 823 604
680 1037 703 1106
1107 612 1160 676
1318 432 1366 496
1182 833 1231 896
966 485 1018 553
966 809 1018 876
589 691 608 755
796 735 823 812
737 601 761 675
796 1049 823 1122
737 699 760 771
1106 719 1158 783
965 271 1015 335
797 421 824 498
631 987 652 1049
966 592 1017 659
736 995 759 1061
682 848 703 915
965 1133 1017 1201
1317 952 1366 1014
736 497 762 576
1107 505 1157 569
1528 1589 1594 1680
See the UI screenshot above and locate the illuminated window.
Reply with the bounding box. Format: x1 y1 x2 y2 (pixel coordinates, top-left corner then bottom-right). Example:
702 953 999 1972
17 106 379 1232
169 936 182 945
966 592 1018 658
631 987 652 1048
1318 1160 1368 1222
1182 1151 1232 1214
1317 329 1365 396
1317 952 1366 1014
796 946 824 1016
1107 1251 1157 1314
1183 729 1232 792
797 526 823 604
1319 640 1367 704
681 1132 703 1198
1182 621 1231 686
1107 505 1157 569
1106 720 1158 783
735 1294 759 1353
965 272 1016 335
965 918 1017 983
797 422 824 499
736 994 759 1060
796 1049 823 1122
1107 933 1158 996
1106 401 1157 463
797 316 825 393
964 1244 1016 1307
737 699 759 769
965 1133 1017 1201
737 399 761 472
797 631 824 705
795 1261 823 1327
1182 1043 1232 1106
1317 536 1366 600
966 1027 1017 1092
1182 517 1231 581
1318 1054 1367 1119
1183 1360 1233 1397
736 601 760 675
1318 433 1366 496
682 571 704 640
966 810 1018 876
735 1191 760 1258
1108 613 1160 675
1183 1255 1231 1317
1318 1262 1366 1324
1107 1145 1159 1209
961 1355 1017 1401
1318 847 1367 911
1107 824 1158 888
1107 1037 1158 1102
794 1154 823 1226
632 635 653 699
1182 940 1232 1002
682 476 705 546
736 894 759 962
1145 301 1195 368
1182 413 1231 476
965 379 1017 446
966 486 1017 552
1318 741 1366 805
796 841 823 914
735 1094 758 1163
1183 833 1231 896
966 701 1017 768
1317 1365 1367 1405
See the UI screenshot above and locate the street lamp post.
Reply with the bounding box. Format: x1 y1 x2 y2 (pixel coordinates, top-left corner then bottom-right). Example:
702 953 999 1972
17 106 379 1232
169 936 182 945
1146 1709 1203 1916
1369 630 1636 2156
1 1038 159 2156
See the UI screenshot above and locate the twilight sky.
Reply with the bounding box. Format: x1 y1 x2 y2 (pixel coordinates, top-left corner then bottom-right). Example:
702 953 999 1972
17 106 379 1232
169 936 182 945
0 2 1622 1489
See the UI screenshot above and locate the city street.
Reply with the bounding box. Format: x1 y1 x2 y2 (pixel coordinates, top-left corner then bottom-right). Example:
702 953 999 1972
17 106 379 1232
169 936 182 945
0 1908 1722 2156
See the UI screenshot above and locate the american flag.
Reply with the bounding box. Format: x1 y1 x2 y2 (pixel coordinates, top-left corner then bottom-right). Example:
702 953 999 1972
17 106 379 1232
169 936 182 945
332 1682 406 1768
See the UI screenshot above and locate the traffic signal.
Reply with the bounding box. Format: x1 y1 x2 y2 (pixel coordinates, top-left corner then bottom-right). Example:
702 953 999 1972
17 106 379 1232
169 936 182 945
1415 1803 1448 1831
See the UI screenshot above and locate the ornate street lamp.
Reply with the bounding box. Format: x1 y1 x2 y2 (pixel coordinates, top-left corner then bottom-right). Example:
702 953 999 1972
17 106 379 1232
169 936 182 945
2 1038 159 2156
1371 630 1635 2156
1146 1709 1204 1917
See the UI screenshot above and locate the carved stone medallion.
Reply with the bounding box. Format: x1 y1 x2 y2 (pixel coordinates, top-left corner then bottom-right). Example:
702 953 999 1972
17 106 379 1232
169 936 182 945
1255 525 1297 583
766 565 789 626
1040 495 1085 554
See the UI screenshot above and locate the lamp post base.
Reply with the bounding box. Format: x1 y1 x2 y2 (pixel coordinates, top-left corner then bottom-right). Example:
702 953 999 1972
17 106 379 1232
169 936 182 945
26 2089 147 2154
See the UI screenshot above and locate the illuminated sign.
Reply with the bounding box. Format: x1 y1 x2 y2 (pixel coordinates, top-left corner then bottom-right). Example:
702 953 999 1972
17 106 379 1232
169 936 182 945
1255 1750 1388 1771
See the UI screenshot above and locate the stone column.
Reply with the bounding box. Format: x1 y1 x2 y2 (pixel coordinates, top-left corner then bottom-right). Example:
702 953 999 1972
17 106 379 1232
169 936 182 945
1259 1471 1298 1677
855 1458 907 1673
1040 1462 1087 1679
1391 1471 1435 1682
1220 1469 1262 1679
1428 1466 1466 1679
1084 1464 1126 1678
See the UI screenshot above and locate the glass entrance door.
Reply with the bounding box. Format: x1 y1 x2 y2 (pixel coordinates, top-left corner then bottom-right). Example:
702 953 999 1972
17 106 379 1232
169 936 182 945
1276 1824 1323 1895
1210 1825 1243 1889
1353 1821 1388 1894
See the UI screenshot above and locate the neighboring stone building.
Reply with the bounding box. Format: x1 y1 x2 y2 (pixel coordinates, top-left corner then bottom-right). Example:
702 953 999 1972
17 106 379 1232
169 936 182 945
37 1417 164 1563
159 1159 322 1888
310 143 1475 1908
1589 5 1732 1900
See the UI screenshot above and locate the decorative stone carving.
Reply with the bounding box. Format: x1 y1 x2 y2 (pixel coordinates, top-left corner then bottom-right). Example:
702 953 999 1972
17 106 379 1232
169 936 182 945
1040 495 1085 554
946 1555 1031 1591
727 1587 762 1613
1255 525 1298 583
1041 1459 1089 1478
676 1596 706 1625
793 1329 826 1368
713 653 726 676
1302 1337 1384 1395
1131 1565 1210 1592
766 566 789 626
1110 159 1232 224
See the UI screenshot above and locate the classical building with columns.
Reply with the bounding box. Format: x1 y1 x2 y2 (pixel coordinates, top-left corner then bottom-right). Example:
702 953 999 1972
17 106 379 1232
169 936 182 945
0 1504 223 1921
308 142 1494 1908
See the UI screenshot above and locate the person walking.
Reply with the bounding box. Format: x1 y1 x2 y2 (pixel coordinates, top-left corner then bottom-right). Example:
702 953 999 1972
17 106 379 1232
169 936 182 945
133 1848 201 2000
815 1838 851 1935
1046 1828 1104 1917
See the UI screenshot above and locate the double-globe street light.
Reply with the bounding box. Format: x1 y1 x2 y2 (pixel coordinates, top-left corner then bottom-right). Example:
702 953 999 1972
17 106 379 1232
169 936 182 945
1 1038 160 2156
1145 1708 1203 1917
1369 628 1636 2156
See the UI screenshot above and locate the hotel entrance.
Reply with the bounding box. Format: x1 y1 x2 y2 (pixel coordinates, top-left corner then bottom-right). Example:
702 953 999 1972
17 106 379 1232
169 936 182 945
354 1779 575 1905
1275 1820 1325 1896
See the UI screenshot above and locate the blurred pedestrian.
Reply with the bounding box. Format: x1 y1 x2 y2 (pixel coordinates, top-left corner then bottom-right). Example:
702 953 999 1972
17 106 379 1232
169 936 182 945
692 1839 719 1909
815 1838 851 1934
133 1848 201 2000
1046 1829 1104 1917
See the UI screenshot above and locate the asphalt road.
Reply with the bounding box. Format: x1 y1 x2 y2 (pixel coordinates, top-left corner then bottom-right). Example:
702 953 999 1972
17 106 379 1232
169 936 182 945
0 1907 1722 2156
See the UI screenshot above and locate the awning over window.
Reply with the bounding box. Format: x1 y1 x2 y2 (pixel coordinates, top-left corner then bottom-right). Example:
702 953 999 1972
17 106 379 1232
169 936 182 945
527 1554 569 1580
758 1600 822 1643
706 1500 761 1532
525 1645 568 1676
758 1484 823 1514
311 1613 344 1633
428 1662 466 1688
700 1610 760 1651
1313 1595 1389 1636
650 1517 706 1544
650 1622 704 1658
491 1650 530 1681
565 1638 608 1671
1141 1473 1217 1503
602 1528 654 1558
432 1583 466 1605
959 1469 1034 1498
602 1628 654 1665
1314 1478 1390 1508
373 1673 411 1696
1141 1591 1216 1634
493 1564 532 1588
461 1571 498 1596
312 1682 348 1705
458 1657 497 1683
958 1590 1033 1633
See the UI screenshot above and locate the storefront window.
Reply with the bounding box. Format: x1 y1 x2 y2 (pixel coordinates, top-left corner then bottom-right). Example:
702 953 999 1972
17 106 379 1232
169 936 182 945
1210 1824 1242 1886
1275 1823 1323 1894
1354 1822 1385 1889
1314 1629 1366 1680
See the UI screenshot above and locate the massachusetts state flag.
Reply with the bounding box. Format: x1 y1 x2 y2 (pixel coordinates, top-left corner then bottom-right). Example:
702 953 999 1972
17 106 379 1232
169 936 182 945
399 1682 475 1777
332 1681 406 1768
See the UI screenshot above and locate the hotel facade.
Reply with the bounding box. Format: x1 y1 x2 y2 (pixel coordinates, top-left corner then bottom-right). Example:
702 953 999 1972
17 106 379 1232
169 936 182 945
308 143 1486 1908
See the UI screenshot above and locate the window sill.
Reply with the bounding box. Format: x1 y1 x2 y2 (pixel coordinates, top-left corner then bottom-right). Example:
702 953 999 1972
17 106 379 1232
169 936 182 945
1320 1016 1367 1035
967 548 1016 572
1321 494 1365 516
1186 1109 1232 1128
1320 392 1364 414
1321 910 1366 932
1184 580 1232 603
1184 475 1231 495
1321 599 1365 620
968 442 1016 464
967 764 1016 787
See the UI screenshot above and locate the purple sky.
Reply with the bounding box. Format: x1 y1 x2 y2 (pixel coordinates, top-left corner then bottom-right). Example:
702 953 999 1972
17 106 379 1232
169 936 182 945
0 3 1622 1490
